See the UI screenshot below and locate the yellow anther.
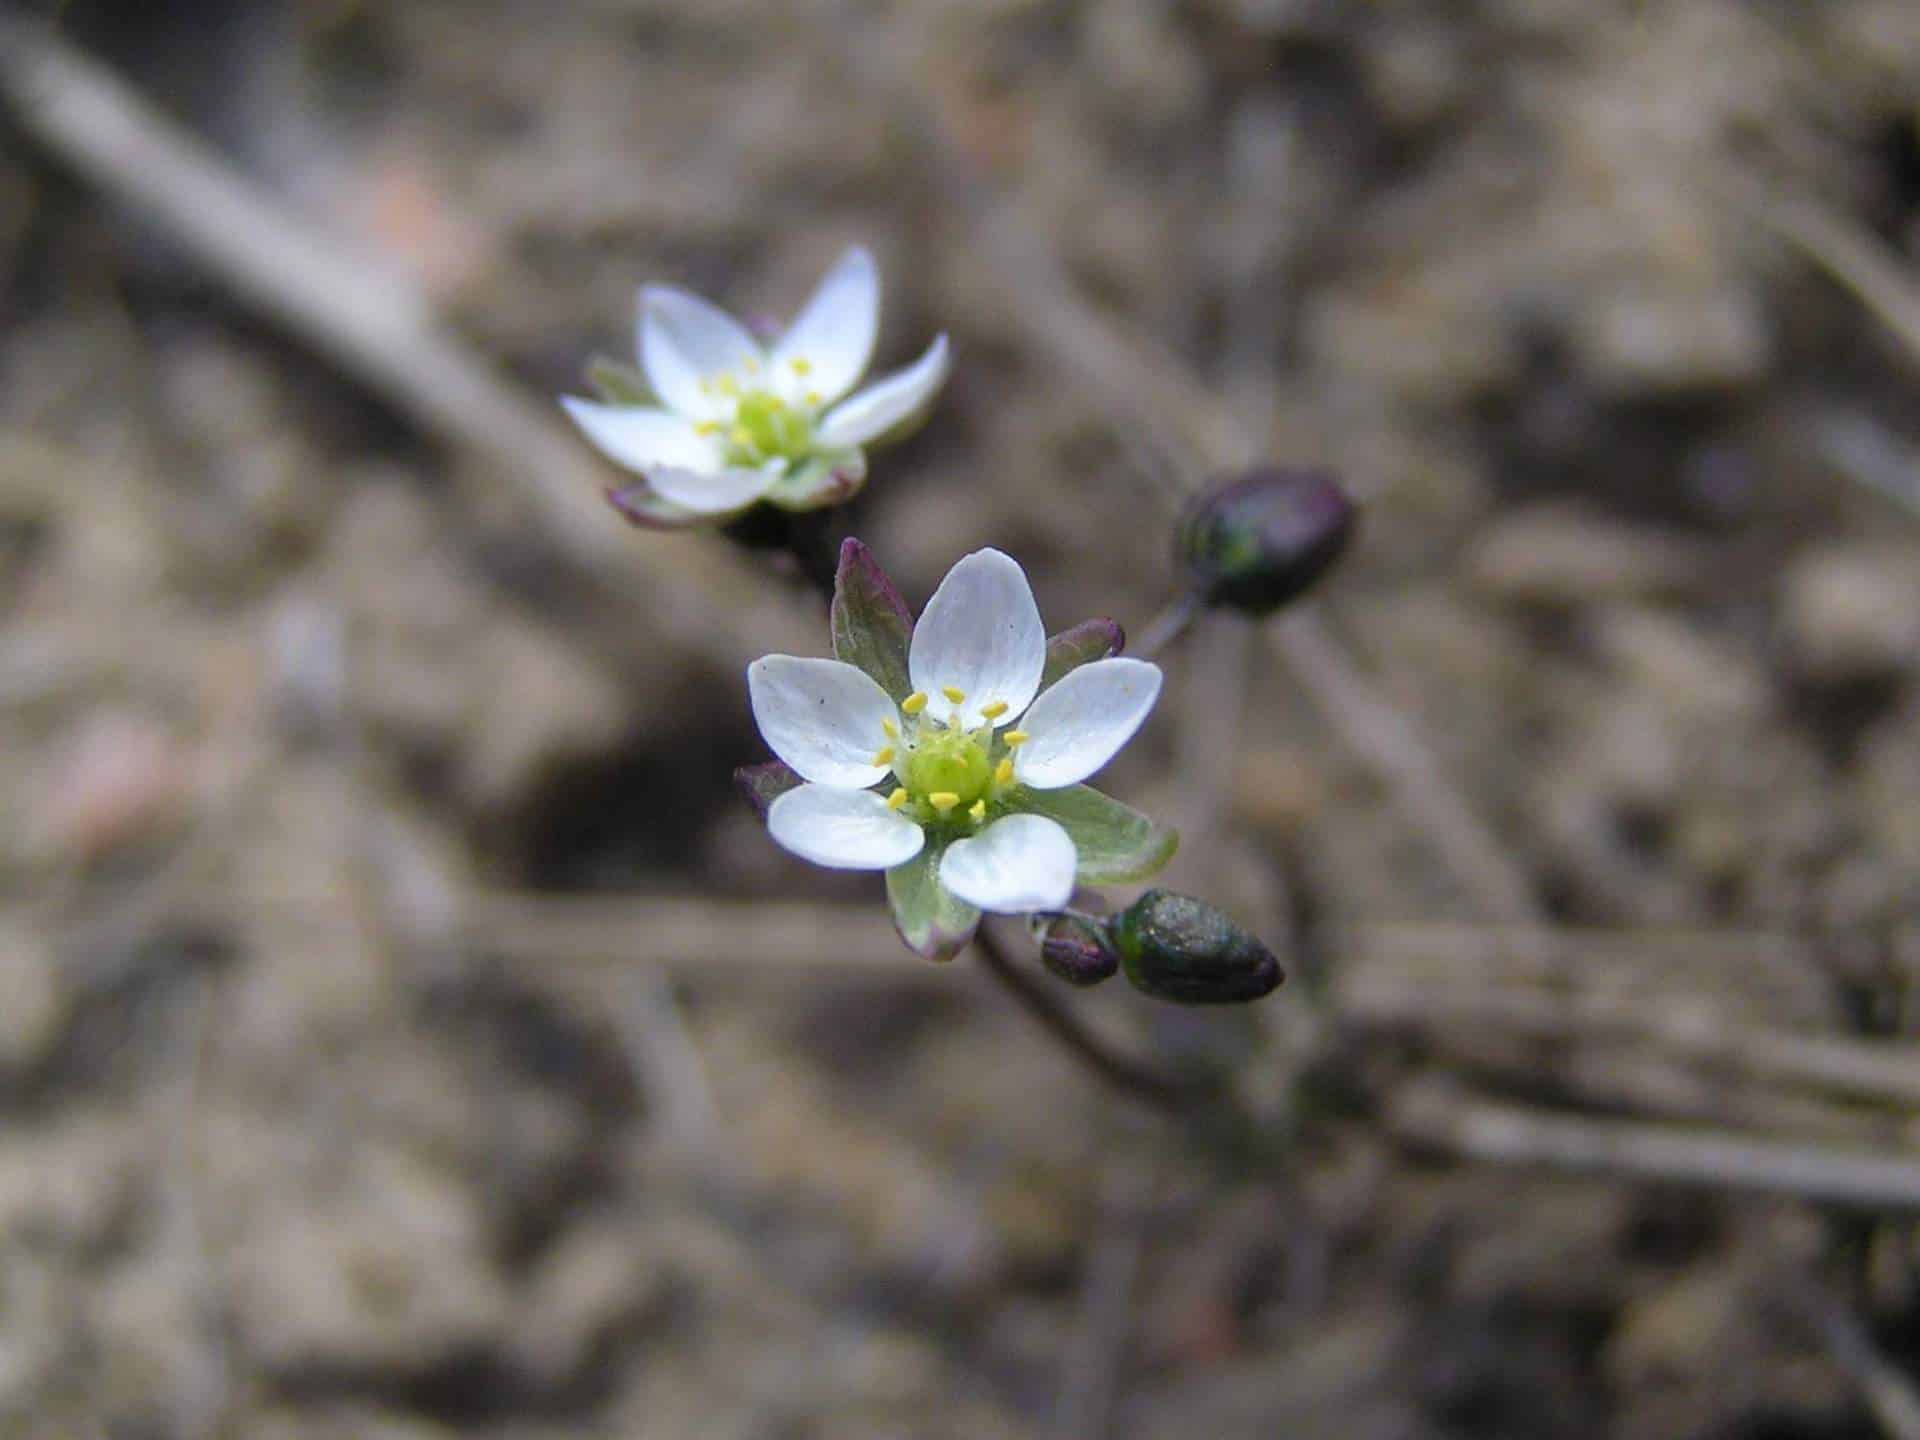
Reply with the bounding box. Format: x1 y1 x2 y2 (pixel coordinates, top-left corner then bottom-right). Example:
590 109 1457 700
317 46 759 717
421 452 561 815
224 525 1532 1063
886 788 909 811
743 356 761 373
968 799 987 825
994 758 1014 786
929 791 960 814
979 700 1009 721
805 390 823 406
730 426 753 449
871 746 894 766
694 419 721 436
901 691 928 715
715 374 740 397
790 356 813 376
881 717 899 739
941 686 966 705
1003 730 1030 748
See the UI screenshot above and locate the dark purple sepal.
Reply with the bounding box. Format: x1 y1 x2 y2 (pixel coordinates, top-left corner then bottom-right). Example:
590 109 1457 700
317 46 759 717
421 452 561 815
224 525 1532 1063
607 484 706 531
1040 618 1125 690
1038 915 1120 987
734 760 803 819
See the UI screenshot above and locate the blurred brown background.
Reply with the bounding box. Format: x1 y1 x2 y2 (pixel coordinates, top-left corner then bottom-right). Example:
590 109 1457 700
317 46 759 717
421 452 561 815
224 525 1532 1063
4 1 1920 1436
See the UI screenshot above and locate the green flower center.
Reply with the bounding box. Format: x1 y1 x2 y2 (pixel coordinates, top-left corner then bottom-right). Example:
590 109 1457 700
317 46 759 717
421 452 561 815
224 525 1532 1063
722 391 814 465
877 689 1028 832
900 726 991 808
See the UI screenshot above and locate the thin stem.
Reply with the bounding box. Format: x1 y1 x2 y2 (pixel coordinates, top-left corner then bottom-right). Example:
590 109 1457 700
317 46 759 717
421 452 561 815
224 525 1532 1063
1132 591 1201 660
973 924 1198 1115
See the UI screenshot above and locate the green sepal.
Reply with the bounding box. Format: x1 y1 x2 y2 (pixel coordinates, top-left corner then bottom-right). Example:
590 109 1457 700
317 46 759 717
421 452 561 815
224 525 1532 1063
830 537 915 700
886 838 980 963
584 355 655 407
734 760 803 819
1004 785 1177 884
1040 618 1125 690
767 449 868 512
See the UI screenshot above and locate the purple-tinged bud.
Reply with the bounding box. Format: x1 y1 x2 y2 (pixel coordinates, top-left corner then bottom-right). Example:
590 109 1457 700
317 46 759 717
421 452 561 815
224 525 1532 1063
1038 915 1119 987
1111 891 1283 1004
1177 468 1356 616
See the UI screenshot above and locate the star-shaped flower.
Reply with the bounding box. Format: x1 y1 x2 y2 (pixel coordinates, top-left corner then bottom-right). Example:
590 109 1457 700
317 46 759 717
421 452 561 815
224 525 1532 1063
740 542 1177 961
562 247 949 527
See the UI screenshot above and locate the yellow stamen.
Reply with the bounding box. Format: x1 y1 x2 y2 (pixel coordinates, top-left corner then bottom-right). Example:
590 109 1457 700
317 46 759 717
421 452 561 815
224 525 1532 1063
1003 730 1030 748
790 357 813 376
871 746 894 766
929 791 961 814
881 717 899 740
805 390 823 406
694 419 721 436
901 691 928 716
941 686 966 705
743 356 760 373
715 374 740 397
979 700 1009 721
730 426 753 448
994 758 1014 786
886 788 909 811
968 799 986 825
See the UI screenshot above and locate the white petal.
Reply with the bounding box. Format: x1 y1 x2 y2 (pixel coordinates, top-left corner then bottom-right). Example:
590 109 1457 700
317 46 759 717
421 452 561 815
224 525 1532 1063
767 784 924 870
1013 658 1163 789
560 397 721 474
748 655 901 787
648 463 780 515
908 547 1046 729
938 814 1076 913
816 334 950 448
638 284 765 422
771 246 879 408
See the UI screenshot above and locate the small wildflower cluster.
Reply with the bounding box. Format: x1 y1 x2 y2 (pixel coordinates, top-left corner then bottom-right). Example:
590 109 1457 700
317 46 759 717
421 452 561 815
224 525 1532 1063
563 246 948 527
741 543 1175 960
567 248 1339 988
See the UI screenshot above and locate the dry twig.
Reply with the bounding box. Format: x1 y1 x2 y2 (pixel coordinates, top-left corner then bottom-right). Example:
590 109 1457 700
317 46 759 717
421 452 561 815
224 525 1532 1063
1392 1079 1920 1212
0 15 808 673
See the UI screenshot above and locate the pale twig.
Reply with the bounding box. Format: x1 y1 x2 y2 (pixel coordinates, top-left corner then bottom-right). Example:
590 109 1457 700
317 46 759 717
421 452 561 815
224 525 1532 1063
1342 977 1920 1113
1391 1079 1920 1211
1053 1163 1152 1440
0 16 806 671
1746 183 1920 373
612 969 723 1160
1782 1280 1920 1440
1272 612 1544 923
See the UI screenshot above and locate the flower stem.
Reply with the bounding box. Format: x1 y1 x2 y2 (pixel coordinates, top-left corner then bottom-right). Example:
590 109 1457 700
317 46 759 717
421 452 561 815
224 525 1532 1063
1132 590 1201 660
973 924 1200 1115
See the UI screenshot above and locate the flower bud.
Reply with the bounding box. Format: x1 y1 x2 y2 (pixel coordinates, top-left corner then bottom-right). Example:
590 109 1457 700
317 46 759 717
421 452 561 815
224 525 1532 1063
1177 468 1356 616
1038 916 1119 987
1110 891 1283 1004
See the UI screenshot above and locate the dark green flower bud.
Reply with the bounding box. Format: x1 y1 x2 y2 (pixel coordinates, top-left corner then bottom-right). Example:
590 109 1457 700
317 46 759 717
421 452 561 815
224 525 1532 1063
1177 468 1356 616
1111 890 1283 1004
1038 915 1119 987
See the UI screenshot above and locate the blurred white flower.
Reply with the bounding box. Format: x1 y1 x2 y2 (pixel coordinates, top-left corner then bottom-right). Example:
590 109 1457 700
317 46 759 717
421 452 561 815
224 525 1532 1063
746 546 1172 956
563 246 949 526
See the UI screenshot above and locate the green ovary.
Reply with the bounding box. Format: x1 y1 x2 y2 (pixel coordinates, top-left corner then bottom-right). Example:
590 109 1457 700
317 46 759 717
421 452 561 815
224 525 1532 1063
727 391 814 464
899 727 991 809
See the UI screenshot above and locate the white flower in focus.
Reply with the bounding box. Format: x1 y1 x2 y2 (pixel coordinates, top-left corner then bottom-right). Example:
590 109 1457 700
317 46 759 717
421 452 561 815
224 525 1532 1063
562 247 950 526
744 545 1175 959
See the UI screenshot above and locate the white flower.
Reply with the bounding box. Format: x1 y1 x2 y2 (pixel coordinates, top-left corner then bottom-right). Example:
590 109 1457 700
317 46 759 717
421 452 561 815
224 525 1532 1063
747 548 1169 947
562 246 950 524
